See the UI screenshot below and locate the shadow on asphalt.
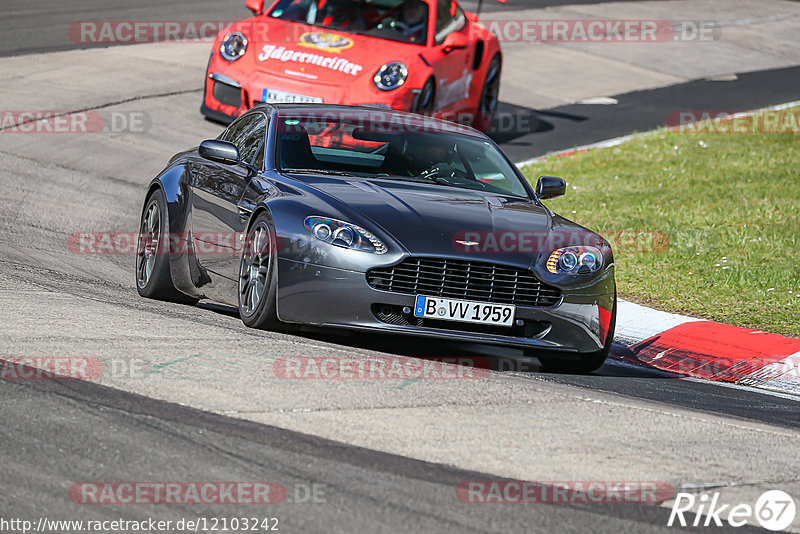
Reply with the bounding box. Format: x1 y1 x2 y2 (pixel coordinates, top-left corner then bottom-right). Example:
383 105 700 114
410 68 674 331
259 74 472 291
486 101 590 148
196 301 675 379
194 301 800 429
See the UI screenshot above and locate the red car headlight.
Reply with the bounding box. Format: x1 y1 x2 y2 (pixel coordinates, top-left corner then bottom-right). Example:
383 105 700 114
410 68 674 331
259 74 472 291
220 32 248 62
373 63 408 91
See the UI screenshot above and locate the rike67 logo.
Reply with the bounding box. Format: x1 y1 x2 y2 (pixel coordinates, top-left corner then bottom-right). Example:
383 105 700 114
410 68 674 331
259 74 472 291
668 490 796 531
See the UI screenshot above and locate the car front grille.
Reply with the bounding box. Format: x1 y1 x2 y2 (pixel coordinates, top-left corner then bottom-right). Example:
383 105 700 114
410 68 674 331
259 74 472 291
366 257 562 307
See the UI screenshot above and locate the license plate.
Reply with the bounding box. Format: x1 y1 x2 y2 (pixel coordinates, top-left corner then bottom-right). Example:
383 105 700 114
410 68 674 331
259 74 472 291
414 295 515 327
261 88 322 104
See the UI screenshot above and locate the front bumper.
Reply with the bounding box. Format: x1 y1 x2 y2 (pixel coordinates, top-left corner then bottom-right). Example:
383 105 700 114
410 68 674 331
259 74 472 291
201 65 417 123
275 258 615 355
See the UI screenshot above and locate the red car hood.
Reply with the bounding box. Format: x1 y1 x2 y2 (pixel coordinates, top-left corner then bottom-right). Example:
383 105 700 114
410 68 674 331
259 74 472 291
229 18 423 84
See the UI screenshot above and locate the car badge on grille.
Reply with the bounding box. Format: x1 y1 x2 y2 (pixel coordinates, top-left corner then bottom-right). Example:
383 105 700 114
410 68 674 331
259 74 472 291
455 240 480 247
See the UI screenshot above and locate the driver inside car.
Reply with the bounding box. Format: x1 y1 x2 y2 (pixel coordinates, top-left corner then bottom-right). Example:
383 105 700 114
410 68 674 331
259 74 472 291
318 0 376 30
398 0 428 43
396 136 459 178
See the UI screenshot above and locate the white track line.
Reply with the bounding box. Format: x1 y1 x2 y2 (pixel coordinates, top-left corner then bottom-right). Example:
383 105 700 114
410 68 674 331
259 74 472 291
681 377 800 403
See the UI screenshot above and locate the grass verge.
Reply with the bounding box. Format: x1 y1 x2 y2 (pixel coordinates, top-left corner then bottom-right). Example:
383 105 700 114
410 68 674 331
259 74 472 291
521 106 800 336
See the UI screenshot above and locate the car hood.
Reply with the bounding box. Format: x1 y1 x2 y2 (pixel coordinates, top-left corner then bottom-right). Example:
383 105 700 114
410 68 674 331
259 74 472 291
230 17 423 85
301 175 557 267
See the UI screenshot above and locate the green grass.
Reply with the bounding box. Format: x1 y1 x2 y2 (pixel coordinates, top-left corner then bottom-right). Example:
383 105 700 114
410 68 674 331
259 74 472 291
521 107 800 337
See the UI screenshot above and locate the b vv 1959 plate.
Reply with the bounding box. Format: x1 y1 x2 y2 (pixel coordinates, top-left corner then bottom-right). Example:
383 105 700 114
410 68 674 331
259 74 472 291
414 295 515 327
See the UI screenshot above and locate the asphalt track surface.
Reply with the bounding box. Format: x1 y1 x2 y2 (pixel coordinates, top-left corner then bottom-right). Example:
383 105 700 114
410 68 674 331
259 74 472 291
7 376 771 534
0 0 651 56
3 0 798 57
2 1 800 533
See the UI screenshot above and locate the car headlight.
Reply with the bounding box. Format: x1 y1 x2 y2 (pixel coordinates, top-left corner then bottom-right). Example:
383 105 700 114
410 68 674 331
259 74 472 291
304 216 387 254
373 63 408 91
220 32 248 61
547 246 603 274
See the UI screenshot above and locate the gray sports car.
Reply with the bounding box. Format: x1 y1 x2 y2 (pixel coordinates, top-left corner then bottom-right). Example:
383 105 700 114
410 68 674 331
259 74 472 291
136 104 616 373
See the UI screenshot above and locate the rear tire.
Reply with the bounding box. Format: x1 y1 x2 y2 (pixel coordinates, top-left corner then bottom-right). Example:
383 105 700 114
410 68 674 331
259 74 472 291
135 189 198 304
238 212 282 330
537 296 617 374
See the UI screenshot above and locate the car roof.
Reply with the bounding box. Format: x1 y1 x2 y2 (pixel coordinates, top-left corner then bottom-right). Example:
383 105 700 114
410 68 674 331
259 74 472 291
252 103 485 138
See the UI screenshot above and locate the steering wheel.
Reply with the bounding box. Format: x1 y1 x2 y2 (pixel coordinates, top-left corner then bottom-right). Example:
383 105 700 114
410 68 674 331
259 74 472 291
421 164 484 187
376 19 412 35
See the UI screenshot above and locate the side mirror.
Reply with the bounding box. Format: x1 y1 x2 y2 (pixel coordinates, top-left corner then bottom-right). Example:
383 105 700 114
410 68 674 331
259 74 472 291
536 176 566 200
442 32 468 53
245 0 265 15
199 140 240 165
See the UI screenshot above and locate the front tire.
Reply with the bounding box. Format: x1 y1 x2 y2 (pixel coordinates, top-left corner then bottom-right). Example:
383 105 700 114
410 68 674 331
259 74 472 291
472 55 501 132
135 189 198 304
413 77 435 115
537 296 617 374
238 212 282 330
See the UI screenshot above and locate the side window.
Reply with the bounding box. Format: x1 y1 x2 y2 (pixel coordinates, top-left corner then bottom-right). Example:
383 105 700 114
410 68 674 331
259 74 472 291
435 0 465 45
462 142 528 197
220 113 267 165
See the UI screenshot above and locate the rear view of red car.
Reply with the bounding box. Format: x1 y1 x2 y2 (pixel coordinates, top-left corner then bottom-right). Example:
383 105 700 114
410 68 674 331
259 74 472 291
202 0 502 131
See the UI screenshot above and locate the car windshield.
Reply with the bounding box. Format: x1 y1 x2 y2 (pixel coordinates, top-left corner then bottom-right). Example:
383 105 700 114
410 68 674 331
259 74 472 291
275 112 531 198
268 0 430 45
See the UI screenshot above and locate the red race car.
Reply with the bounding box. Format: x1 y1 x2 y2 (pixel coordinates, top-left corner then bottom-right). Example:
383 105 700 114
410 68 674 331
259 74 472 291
201 0 502 131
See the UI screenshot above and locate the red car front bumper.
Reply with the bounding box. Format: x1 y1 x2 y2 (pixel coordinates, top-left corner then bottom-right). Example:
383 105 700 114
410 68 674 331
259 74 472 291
201 61 418 124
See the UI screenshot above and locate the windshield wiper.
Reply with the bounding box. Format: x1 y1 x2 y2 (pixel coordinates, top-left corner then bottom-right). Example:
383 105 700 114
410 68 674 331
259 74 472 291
373 173 461 189
283 169 358 177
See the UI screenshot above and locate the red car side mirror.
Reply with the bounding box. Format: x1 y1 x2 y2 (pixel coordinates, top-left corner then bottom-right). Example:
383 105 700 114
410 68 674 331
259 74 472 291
442 32 469 53
245 0 265 15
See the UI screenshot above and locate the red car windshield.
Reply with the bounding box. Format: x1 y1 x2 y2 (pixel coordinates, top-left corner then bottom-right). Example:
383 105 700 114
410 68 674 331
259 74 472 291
268 0 430 45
